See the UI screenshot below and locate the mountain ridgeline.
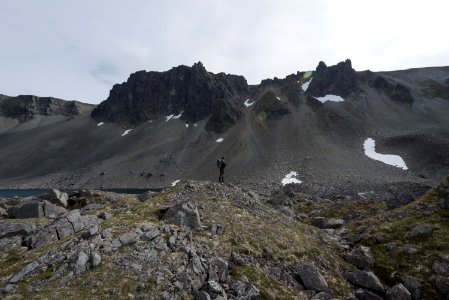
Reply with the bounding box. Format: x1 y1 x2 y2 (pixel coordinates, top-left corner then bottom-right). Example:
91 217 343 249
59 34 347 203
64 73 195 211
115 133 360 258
91 62 249 133
0 59 449 194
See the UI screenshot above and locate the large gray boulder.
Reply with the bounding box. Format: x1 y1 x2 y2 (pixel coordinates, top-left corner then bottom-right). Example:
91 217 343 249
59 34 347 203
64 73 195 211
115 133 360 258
228 279 260 299
325 218 344 229
9 201 44 218
159 202 202 229
386 283 411 300
295 262 329 293
345 270 384 293
8 261 40 284
345 246 374 269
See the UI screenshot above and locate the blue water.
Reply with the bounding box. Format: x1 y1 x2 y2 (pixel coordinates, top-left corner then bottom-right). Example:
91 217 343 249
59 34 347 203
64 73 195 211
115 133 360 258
0 188 162 198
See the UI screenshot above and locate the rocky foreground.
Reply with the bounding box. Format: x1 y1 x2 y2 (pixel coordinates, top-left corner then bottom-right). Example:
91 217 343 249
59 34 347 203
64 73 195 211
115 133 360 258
0 178 448 299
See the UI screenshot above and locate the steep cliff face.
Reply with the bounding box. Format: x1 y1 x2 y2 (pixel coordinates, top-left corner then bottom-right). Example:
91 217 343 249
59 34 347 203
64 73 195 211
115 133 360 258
91 62 249 133
306 59 359 97
0 95 93 121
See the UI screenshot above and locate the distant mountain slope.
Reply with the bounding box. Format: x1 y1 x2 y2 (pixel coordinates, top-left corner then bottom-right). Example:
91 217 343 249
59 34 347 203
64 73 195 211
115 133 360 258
0 61 448 196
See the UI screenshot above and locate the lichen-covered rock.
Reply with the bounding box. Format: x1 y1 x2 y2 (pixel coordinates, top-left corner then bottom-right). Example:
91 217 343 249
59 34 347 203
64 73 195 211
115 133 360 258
401 276 421 300
295 262 329 293
433 258 449 275
386 283 411 300
159 202 202 229
345 246 374 269
345 270 384 293
0 223 32 238
9 201 44 218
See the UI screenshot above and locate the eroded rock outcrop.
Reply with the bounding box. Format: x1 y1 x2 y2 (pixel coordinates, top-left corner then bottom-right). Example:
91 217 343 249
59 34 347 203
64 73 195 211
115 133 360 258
91 62 249 133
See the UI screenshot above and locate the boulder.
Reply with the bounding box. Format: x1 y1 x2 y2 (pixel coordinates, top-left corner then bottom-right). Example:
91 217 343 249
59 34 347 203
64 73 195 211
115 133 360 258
90 252 101 268
325 218 344 229
401 276 421 300
25 226 58 249
42 200 67 217
208 258 228 283
41 189 68 208
402 245 417 254
0 223 32 239
195 291 212 300
73 251 89 274
345 246 374 269
206 281 226 298
98 211 112 220
345 270 384 292
354 288 384 300
433 258 449 275
228 279 260 299
0 284 16 294
295 262 329 293
311 292 332 300
435 279 449 298
119 229 142 246
386 283 411 300
159 202 202 229
9 201 44 218
407 224 433 238
211 224 225 235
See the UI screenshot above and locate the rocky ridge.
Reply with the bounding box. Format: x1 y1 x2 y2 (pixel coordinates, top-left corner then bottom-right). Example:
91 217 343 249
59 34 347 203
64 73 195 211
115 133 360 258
91 62 249 133
1 176 448 299
0 94 94 121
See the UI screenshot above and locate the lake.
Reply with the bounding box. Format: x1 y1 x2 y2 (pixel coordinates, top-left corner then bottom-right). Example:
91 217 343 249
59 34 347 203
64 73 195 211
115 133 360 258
0 188 163 198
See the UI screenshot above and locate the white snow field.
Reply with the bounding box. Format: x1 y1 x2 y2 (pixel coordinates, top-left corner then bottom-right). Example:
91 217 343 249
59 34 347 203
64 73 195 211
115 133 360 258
363 138 408 170
216 138 224 143
301 79 312 92
282 171 302 185
173 112 183 119
171 180 180 186
315 95 345 103
244 98 255 107
97 122 104 126
276 96 281 101
121 129 132 136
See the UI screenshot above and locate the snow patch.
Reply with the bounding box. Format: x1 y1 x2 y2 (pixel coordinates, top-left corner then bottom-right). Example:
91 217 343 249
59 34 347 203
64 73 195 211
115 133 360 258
173 112 183 119
165 114 174 122
282 171 302 186
97 122 104 126
171 180 180 187
122 129 132 136
194 124 198 127
301 79 312 92
276 96 281 101
363 138 408 170
216 138 224 143
244 98 255 107
185 123 189 128
316 95 345 103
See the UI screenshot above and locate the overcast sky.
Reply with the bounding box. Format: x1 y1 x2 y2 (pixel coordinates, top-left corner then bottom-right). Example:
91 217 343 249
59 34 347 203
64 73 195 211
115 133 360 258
1 0 448 104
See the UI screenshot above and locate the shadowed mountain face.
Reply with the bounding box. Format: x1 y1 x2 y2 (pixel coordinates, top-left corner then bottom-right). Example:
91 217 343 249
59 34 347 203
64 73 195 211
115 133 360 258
1 61 449 196
91 62 249 133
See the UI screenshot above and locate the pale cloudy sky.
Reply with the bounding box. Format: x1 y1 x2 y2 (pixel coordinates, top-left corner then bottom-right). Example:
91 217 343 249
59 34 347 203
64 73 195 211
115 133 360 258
0 0 448 104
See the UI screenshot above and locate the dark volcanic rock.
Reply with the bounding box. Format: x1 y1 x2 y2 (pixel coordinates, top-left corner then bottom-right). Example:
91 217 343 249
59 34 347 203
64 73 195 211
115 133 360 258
306 59 359 97
361 71 414 104
386 283 411 300
91 62 249 133
253 91 291 121
345 270 384 293
0 94 91 121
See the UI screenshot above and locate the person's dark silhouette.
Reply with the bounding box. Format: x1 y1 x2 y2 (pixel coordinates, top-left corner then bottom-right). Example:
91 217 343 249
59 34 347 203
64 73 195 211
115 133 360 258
218 156 227 183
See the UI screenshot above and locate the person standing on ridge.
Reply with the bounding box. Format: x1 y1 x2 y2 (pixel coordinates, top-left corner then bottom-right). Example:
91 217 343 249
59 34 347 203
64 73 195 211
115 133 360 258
217 156 227 183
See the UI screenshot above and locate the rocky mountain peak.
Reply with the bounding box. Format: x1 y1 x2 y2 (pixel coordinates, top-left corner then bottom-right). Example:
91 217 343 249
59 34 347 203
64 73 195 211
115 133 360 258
91 62 249 133
307 59 358 97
